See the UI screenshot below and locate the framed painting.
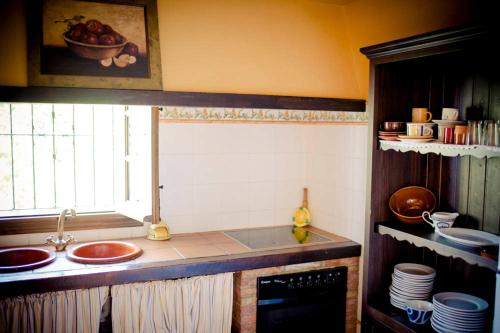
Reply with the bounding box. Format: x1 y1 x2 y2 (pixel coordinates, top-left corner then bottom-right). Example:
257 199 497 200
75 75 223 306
28 0 162 90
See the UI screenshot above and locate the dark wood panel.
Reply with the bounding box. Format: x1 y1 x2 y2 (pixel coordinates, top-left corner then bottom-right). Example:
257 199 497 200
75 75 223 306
0 86 366 111
360 25 487 62
484 79 500 234
467 70 489 229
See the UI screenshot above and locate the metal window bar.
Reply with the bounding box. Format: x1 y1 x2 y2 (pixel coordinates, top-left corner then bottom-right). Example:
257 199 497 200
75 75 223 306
92 105 96 207
112 106 115 206
31 104 36 208
124 106 130 201
9 104 15 210
72 104 77 208
52 104 57 208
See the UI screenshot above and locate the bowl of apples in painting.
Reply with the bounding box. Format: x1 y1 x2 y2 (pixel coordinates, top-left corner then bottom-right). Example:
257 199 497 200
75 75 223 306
63 19 138 68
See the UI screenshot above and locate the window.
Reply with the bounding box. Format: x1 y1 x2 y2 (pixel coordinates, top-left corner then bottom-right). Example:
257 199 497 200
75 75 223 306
0 103 154 233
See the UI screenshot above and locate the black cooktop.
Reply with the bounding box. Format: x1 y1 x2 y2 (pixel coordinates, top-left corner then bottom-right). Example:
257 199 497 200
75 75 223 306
224 225 330 250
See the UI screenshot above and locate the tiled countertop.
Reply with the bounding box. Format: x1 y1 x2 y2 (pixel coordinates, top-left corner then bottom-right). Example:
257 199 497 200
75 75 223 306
0 226 361 297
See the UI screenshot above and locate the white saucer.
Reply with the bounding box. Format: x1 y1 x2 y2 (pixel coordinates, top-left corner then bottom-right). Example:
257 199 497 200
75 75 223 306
398 136 435 143
432 119 466 126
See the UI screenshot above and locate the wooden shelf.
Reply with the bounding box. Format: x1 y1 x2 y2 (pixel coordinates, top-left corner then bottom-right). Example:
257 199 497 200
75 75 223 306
376 222 498 271
367 302 434 333
379 140 500 159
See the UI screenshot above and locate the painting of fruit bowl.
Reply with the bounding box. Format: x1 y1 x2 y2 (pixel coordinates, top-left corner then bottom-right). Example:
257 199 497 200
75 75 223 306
28 0 162 90
62 19 129 60
63 35 127 60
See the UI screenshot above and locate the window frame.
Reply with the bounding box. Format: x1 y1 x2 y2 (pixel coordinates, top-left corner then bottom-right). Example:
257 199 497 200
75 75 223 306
0 106 160 235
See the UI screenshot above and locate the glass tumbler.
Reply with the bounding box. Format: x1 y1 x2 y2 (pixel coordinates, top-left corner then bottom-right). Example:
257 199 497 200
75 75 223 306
466 120 481 145
496 120 500 147
482 120 496 146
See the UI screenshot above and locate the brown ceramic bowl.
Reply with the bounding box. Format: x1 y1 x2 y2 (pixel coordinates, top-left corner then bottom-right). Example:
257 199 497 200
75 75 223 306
63 36 127 60
389 186 436 224
383 121 406 132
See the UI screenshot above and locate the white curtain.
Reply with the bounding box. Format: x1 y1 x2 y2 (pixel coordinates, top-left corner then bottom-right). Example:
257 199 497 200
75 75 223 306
111 273 233 333
0 286 109 333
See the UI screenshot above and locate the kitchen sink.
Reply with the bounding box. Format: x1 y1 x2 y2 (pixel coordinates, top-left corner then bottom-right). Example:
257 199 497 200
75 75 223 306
66 241 142 264
0 248 56 273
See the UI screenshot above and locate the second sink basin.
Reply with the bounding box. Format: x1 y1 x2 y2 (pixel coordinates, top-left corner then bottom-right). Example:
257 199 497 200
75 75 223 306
66 241 142 264
0 248 56 273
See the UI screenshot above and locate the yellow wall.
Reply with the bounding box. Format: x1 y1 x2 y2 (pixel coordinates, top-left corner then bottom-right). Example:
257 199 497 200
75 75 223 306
0 0 482 99
0 1 27 88
343 0 481 99
159 0 359 98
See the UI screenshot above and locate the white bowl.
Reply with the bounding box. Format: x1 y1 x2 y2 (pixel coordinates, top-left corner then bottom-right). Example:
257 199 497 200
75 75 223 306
405 300 434 324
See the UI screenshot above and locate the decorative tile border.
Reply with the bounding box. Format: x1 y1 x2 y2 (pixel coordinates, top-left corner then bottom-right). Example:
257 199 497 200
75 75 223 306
160 106 368 123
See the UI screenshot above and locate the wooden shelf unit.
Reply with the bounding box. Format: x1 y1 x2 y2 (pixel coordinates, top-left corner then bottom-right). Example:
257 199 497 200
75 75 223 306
376 222 497 271
379 140 500 159
360 26 499 333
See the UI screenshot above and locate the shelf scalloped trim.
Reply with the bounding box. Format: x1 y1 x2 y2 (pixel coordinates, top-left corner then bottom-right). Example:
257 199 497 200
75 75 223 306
379 140 500 159
377 224 497 271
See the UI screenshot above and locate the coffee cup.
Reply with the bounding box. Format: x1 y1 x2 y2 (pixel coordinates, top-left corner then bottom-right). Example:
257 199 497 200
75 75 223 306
442 108 459 121
422 211 459 229
407 123 433 136
412 108 432 123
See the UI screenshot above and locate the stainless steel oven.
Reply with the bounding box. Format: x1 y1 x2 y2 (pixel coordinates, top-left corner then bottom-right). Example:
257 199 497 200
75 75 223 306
256 266 347 333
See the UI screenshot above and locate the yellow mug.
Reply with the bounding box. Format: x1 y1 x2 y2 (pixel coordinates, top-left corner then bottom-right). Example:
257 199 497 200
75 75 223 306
412 108 432 123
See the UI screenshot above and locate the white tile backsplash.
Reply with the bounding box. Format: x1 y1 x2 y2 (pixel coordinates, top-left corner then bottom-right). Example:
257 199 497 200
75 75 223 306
160 154 195 186
249 182 275 211
248 154 275 182
159 123 194 155
158 122 368 240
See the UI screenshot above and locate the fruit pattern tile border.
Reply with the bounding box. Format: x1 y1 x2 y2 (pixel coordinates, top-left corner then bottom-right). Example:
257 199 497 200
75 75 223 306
159 106 368 123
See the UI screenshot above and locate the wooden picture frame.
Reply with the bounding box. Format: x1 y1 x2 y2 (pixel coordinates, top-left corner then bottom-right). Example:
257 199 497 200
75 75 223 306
28 0 162 90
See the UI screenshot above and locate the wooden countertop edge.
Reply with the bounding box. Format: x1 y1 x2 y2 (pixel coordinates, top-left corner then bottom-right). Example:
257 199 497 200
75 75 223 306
0 240 361 297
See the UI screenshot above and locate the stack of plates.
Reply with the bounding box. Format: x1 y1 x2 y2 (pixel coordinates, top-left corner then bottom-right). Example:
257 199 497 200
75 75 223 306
389 263 435 310
431 292 488 333
378 131 405 141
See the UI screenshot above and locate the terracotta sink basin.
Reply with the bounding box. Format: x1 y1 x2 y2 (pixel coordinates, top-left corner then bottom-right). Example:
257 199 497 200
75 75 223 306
0 248 56 273
67 241 142 264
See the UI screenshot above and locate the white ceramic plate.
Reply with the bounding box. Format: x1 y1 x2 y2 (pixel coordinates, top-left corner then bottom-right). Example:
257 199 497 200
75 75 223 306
431 316 483 333
389 286 431 299
394 269 434 283
434 305 487 318
394 263 436 278
436 228 500 247
434 306 487 320
434 302 487 317
432 119 466 126
433 292 489 313
391 283 433 293
389 291 429 303
390 298 406 310
432 315 485 332
390 284 431 296
392 275 435 287
433 312 486 327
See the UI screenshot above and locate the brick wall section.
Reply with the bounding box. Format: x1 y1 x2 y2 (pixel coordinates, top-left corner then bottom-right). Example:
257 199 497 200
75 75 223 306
232 257 359 333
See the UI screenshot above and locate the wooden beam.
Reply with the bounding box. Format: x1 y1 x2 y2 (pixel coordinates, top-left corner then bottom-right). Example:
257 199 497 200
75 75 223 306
0 86 365 111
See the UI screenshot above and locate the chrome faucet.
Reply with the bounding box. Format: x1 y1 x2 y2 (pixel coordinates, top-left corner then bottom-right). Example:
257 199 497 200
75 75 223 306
47 208 76 251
